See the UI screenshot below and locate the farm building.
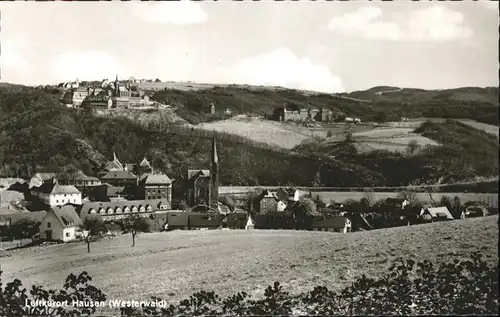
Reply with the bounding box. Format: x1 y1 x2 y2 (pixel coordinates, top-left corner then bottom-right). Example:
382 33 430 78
39 206 83 242
162 211 222 230
461 206 489 219
420 206 454 222
311 216 352 233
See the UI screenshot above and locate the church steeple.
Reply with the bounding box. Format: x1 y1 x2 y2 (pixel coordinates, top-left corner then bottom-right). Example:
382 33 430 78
115 74 119 96
209 135 219 211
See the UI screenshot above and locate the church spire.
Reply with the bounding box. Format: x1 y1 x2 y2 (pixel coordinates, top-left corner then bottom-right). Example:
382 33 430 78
209 135 219 211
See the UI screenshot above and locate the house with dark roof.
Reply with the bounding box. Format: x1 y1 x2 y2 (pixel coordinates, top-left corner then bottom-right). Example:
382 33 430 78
30 180 82 206
90 183 128 201
69 171 102 188
39 206 83 242
138 173 172 201
101 170 138 187
311 216 352 233
461 206 489 219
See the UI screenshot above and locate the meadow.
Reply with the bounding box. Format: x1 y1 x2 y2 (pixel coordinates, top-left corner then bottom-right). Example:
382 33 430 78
1 216 498 315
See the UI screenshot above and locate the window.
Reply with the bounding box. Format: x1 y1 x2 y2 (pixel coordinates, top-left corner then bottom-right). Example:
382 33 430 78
65 232 70 237
56 200 59 204
47 222 51 228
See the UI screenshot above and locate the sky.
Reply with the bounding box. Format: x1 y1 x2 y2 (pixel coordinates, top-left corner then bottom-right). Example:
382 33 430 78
0 0 498 93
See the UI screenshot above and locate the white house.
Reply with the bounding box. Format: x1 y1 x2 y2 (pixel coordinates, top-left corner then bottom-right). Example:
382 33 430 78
420 206 454 222
39 206 83 242
312 216 352 233
31 180 82 206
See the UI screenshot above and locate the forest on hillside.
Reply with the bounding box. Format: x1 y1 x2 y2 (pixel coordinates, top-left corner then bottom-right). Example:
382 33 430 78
0 85 498 187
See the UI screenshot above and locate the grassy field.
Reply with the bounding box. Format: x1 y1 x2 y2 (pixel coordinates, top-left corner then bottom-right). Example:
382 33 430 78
385 118 498 138
196 116 329 149
1 216 498 315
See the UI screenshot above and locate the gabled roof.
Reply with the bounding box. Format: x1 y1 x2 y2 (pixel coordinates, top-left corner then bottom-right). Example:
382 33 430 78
139 157 152 167
101 170 137 180
103 160 124 172
32 181 81 195
140 174 172 185
188 169 210 181
50 205 83 228
420 207 454 220
312 216 350 228
52 184 80 195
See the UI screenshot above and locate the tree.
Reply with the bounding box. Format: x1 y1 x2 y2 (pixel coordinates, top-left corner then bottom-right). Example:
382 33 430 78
439 195 452 211
362 188 375 206
81 217 106 253
452 196 462 218
155 78 161 82
313 172 321 187
405 140 420 155
124 216 150 247
344 124 354 143
374 111 387 123
398 189 417 206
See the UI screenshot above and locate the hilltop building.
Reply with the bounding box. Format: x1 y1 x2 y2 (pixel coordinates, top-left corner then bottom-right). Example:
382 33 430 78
272 104 334 122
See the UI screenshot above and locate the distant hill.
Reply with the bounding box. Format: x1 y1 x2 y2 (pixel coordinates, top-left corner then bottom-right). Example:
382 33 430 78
149 85 499 125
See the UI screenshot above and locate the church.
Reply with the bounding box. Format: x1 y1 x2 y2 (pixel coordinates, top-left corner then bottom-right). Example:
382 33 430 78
185 136 219 211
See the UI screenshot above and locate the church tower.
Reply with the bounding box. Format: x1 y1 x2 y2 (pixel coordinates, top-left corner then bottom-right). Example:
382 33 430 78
114 74 119 97
209 135 219 211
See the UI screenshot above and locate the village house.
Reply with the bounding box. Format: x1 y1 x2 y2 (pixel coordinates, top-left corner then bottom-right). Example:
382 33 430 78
419 206 454 222
138 173 173 201
88 183 128 202
98 152 136 178
39 206 83 242
311 216 352 233
30 179 82 206
100 170 138 187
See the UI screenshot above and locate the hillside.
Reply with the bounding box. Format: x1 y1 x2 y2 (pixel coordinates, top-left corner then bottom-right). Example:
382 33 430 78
2 216 497 315
0 84 498 187
295 119 499 185
149 85 499 125
0 86 384 187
